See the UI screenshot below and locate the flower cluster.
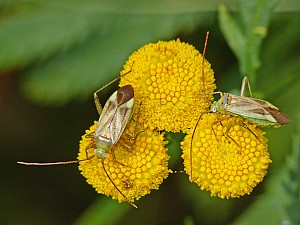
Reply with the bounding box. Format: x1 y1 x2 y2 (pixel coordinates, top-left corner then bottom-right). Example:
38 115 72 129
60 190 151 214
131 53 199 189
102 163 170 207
78 120 170 203
78 38 272 206
181 113 271 198
119 39 216 132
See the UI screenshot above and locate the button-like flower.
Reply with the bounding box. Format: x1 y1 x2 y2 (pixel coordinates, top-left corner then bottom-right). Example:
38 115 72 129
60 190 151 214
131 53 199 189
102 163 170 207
119 39 216 132
181 113 271 198
78 120 171 204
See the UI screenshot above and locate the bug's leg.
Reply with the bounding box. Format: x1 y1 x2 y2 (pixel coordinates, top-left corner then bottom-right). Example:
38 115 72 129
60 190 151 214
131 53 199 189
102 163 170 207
132 121 140 142
240 121 263 144
213 91 224 98
240 77 252 97
93 89 104 116
93 78 123 115
110 149 130 168
122 99 146 146
84 151 95 161
85 131 95 139
211 122 218 141
114 130 144 167
85 134 94 139
84 141 96 160
114 97 145 156
117 130 139 150
132 130 145 144
84 132 96 158
112 129 144 169
93 67 135 116
118 136 134 149
210 114 231 141
133 99 146 139
121 130 145 147
210 114 239 146
101 159 137 208
224 117 239 146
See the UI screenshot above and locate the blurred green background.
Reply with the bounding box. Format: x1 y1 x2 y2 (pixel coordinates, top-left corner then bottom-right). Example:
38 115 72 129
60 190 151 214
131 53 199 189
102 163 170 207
1 0 299 225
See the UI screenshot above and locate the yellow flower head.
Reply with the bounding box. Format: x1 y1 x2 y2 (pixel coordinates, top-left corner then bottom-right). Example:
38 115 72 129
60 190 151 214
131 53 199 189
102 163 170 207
78 120 171 204
181 113 271 198
119 39 216 132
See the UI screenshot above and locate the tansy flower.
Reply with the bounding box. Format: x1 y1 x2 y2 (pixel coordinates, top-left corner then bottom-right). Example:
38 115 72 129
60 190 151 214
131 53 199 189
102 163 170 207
119 39 216 132
181 113 271 198
78 120 171 205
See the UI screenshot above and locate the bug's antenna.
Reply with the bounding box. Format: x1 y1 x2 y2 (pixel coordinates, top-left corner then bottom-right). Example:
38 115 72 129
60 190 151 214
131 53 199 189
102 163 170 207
189 112 205 182
99 63 135 92
17 157 93 166
190 32 210 182
101 159 138 208
201 31 209 102
98 61 135 92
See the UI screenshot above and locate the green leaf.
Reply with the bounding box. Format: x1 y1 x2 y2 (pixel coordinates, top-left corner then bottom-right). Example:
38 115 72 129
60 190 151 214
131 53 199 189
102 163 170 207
218 0 280 84
20 12 210 106
253 14 300 167
218 4 246 73
256 14 300 101
0 2 106 72
72 197 131 225
0 0 217 105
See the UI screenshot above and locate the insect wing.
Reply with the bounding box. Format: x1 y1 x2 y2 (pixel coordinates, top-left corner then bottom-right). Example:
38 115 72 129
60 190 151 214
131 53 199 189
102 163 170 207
95 85 134 144
262 104 290 125
225 94 289 126
95 92 118 144
109 97 134 143
110 85 134 143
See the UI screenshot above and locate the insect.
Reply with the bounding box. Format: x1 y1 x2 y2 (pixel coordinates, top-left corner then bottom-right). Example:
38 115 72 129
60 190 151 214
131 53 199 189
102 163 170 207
210 76 290 127
18 82 138 208
189 32 290 181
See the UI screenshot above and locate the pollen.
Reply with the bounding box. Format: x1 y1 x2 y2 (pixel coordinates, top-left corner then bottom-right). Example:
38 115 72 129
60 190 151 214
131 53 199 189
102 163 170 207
119 39 216 132
181 113 271 198
78 121 171 203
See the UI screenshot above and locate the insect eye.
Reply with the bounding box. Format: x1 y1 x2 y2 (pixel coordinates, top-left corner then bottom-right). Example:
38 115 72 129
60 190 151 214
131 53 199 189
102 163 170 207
212 106 217 112
94 149 106 158
210 102 217 112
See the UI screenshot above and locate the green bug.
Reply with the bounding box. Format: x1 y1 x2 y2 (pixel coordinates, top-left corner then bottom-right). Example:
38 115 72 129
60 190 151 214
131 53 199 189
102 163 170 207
18 83 138 208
